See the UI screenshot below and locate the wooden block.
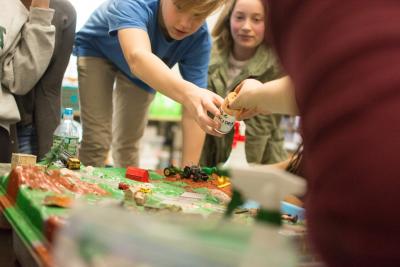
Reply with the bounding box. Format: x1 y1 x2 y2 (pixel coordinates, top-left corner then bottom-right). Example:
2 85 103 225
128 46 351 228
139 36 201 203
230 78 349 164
124 188 136 201
11 153 37 170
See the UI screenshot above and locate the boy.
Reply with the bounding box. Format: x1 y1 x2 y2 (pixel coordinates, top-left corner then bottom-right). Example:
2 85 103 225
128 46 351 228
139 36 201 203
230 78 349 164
74 0 227 167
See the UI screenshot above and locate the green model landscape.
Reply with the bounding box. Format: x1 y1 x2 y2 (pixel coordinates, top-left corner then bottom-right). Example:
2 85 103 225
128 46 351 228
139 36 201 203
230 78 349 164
0 166 229 247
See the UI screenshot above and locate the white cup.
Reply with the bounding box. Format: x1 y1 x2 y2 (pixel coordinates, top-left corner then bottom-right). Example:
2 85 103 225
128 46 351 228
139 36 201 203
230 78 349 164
214 108 236 134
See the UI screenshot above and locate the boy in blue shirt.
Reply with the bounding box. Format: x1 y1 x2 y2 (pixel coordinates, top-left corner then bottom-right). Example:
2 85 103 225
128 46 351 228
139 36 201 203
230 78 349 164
74 0 227 167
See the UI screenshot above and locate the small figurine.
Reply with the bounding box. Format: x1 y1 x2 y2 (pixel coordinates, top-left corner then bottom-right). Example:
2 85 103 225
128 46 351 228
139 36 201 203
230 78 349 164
43 195 73 208
165 204 182 212
138 187 152 194
133 191 147 206
209 189 231 205
123 188 136 201
281 214 299 224
118 182 130 190
212 173 231 188
225 189 282 226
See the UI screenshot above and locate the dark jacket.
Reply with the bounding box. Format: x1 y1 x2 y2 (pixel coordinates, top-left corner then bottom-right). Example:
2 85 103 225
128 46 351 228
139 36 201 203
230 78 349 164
200 44 287 166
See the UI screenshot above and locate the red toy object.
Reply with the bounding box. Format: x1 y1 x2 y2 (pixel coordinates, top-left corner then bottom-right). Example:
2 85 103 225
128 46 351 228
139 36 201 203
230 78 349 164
118 182 130 190
125 167 149 183
232 121 246 148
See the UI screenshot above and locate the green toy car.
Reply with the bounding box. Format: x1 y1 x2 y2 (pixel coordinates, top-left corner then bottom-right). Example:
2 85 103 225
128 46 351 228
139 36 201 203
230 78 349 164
163 165 182 177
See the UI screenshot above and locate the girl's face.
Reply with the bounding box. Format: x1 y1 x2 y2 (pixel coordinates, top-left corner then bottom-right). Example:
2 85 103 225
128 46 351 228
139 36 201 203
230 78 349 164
230 0 265 51
160 0 206 40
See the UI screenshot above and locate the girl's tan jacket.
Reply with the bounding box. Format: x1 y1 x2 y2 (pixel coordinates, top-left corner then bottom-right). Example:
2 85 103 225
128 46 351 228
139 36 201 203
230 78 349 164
200 44 288 165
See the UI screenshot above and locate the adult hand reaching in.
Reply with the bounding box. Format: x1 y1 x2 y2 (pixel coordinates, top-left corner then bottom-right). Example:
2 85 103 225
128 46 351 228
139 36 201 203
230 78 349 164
230 76 299 120
230 79 272 120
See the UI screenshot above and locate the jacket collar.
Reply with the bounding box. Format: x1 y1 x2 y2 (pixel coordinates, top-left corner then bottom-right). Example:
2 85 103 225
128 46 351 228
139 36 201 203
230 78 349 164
209 44 274 92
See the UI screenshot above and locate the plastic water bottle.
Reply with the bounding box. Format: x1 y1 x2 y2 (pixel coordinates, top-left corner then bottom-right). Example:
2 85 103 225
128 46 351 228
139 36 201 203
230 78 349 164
52 108 80 157
223 121 249 168
71 120 83 143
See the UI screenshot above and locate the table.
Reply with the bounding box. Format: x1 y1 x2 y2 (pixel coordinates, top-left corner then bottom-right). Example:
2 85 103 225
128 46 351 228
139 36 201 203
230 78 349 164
0 164 325 267
1 164 47 267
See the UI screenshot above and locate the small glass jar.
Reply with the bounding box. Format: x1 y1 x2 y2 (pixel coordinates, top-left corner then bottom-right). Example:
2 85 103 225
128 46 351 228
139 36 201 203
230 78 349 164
214 101 236 134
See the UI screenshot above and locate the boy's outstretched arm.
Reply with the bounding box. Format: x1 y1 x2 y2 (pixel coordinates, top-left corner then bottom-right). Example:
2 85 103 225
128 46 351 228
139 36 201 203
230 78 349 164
181 107 206 166
118 28 223 136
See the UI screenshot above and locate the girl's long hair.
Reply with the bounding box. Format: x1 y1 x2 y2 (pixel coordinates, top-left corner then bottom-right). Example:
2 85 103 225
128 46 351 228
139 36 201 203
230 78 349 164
212 0 271 52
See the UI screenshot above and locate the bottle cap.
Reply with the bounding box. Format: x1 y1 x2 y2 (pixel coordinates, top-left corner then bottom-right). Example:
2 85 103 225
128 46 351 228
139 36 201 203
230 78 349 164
64 108 74 116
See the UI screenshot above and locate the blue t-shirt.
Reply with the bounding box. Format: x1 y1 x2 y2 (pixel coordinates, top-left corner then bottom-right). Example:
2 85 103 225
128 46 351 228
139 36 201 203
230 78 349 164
74 0 211 93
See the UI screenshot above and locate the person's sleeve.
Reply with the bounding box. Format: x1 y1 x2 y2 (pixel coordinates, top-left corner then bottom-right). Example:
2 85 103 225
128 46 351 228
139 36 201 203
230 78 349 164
2 7 55 95
267 1 400 265
179 29 211 89
107 0 150 36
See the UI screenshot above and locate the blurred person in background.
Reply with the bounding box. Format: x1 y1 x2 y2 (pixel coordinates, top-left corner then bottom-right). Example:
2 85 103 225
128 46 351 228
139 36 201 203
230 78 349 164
0 0 55 163
15 0 76 159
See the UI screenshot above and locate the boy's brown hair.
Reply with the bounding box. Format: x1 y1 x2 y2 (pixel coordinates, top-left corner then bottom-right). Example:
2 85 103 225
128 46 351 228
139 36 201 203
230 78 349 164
212 0 270 52
173 0 228 19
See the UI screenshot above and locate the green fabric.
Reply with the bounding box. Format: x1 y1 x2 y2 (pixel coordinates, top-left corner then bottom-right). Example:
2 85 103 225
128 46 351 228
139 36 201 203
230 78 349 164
200 45 288 166
0 26 5 49
256 209 282 226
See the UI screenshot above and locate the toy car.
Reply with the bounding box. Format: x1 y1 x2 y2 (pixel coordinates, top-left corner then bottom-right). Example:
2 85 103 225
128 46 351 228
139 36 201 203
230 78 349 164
201 166 218 175
163 165 182 177
66 157 81 170
59 150 80 170
182 165 209 182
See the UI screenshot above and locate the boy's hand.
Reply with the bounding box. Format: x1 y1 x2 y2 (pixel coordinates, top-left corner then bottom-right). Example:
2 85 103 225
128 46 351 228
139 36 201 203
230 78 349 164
31 0 50 8
184 87 224 137
230 79 271 120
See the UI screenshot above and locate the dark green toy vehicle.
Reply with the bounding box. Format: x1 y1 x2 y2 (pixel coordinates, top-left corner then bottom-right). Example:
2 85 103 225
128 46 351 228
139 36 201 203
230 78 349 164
182 165 209 182
163 165 182 177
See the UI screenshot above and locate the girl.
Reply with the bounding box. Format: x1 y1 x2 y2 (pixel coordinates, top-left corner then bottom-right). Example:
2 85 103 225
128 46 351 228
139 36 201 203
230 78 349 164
200 0 287 166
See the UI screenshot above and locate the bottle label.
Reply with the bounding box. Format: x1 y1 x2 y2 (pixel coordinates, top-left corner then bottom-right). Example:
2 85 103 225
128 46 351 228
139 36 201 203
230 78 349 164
215 109 236 134
53 135 79 157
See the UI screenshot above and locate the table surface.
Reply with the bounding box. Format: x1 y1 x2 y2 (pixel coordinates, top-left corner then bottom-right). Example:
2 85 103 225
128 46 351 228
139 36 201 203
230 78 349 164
0 163 325 267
